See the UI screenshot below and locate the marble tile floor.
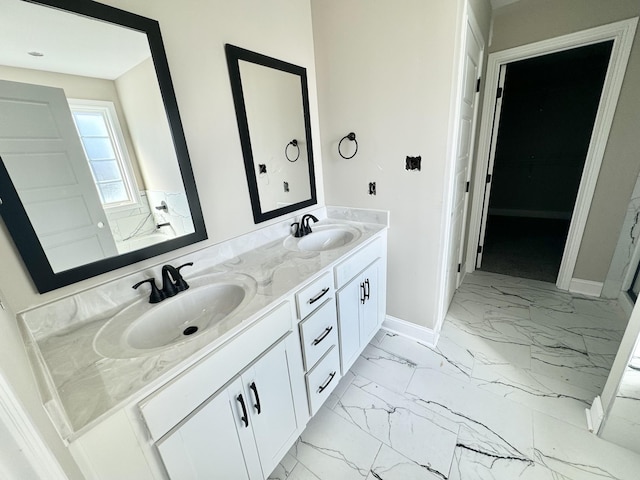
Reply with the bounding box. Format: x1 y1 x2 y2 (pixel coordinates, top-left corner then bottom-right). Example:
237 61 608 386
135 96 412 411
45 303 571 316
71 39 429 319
269 271 640 480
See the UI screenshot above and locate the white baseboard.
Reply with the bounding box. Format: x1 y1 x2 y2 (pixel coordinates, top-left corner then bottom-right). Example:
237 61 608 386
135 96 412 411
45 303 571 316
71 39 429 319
618 291 634 317
586 396 604 434
382 315 438 347
569 278 603 297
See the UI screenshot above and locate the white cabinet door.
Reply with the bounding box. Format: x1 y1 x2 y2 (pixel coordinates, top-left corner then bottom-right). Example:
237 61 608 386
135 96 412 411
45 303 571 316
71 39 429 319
157 338 298 480
337 275 362 374
242 339 298 478
337 259 383 374
157 379 256 480
360 261 380 344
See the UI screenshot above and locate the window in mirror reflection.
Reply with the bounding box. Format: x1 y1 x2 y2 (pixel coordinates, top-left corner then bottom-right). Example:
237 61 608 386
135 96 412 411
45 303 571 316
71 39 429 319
70 99 138 207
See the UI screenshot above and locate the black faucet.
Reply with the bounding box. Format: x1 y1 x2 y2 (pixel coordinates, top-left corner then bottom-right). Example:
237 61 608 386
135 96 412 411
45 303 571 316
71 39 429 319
132 262 193 303
161 262 193 298
301 214 319 236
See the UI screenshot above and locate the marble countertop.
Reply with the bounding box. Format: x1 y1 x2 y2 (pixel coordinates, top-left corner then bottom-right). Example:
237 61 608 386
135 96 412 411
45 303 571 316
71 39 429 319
18 207 387 440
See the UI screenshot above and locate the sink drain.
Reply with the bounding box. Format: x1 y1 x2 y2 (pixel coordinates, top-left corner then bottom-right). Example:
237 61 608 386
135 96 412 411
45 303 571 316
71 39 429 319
183 326 199 336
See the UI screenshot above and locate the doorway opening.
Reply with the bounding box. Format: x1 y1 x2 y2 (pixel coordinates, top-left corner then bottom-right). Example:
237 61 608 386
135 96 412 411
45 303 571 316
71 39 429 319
478 41 613 283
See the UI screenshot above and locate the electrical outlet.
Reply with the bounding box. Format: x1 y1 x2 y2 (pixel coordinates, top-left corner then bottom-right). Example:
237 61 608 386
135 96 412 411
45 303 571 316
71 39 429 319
369 182 376 195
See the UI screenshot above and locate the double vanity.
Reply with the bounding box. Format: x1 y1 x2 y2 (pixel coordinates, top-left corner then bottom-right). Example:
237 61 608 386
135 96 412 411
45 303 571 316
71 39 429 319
19 207 388 480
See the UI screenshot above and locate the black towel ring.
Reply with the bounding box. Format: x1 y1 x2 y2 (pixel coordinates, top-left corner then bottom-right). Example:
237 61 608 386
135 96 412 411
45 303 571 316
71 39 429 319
285 139 300 162
338 132 358 159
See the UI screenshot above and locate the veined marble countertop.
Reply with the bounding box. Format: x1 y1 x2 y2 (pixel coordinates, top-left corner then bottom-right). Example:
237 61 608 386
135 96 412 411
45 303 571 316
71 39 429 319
18 206 388 440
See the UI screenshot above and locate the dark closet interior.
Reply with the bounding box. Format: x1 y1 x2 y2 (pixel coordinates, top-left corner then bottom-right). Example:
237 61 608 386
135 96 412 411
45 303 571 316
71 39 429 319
480 40 613 282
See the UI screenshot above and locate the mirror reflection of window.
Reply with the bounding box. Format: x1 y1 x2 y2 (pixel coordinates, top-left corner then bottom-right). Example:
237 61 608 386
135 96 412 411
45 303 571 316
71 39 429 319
69 100 138 207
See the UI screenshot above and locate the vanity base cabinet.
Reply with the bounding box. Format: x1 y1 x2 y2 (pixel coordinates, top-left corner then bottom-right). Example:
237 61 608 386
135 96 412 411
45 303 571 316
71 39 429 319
156 337 298 480
336 259 383 375
157 379 259 480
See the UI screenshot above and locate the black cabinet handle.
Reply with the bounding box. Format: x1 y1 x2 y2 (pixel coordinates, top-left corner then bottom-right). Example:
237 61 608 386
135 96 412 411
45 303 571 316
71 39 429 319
312 326 333 346
308 287 330 305
236 394 249 428
317 371 336 394
360 282 366 304
249 382 261 415
364 279 370 301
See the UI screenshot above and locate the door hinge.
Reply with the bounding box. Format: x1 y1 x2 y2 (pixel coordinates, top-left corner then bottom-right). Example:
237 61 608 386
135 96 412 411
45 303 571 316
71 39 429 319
476 78 481 93
465 181 470 193
477 245 483 254
486 174 492 184
457 263 462 273
497 87 503 99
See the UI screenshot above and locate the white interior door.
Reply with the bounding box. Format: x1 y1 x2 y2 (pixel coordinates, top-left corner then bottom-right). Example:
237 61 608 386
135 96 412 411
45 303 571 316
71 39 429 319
444 13 485 307
475 66 507 268
0 79 117 272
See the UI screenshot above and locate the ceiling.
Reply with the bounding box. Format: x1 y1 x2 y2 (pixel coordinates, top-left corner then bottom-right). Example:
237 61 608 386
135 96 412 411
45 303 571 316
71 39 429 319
0 0 151 80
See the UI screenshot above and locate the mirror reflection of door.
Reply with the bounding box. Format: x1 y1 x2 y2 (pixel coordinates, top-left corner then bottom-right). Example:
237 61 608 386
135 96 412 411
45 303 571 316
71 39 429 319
0 79 118 271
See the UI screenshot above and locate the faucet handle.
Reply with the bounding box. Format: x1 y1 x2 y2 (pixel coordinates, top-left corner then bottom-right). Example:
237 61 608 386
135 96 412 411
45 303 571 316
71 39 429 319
174 262 193 291
291 222 303 238
133 278 165 304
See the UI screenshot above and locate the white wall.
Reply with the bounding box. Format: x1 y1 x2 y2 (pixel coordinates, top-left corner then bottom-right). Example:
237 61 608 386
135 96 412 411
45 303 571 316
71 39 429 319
312 0 490 331
115 58 182 193
0 0 324 313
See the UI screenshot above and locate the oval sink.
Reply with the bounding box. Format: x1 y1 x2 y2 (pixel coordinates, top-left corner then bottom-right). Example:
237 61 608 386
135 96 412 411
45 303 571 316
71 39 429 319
284 224 361 252
94 273 257 359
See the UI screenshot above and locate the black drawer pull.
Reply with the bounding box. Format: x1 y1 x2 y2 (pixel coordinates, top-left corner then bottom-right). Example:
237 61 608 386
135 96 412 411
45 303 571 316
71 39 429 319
360 282 366 304
249 382 261 414
317 371 336 394
364 279 370 301
308 287 330 305
236 394 249 428
312 326 334 346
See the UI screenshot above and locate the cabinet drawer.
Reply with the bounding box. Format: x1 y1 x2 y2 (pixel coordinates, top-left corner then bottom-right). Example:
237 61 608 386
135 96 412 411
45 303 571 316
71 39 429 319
305 346 340 415
299 299 338 371
334 238 381 288
296 272 333 319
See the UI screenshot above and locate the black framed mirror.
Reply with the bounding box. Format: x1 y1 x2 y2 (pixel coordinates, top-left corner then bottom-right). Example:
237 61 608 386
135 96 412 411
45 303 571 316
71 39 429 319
225 44 317 224
0 0 207 293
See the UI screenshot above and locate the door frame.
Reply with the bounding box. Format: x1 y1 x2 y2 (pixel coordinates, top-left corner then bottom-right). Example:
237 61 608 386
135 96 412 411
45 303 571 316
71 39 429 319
466 18 638 290
436 0 486 330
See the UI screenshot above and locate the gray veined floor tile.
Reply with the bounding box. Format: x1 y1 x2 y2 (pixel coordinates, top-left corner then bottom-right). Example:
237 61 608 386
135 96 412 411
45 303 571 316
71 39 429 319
292 407 382 480
349 343 418 394
470 362 594 427
448 446 570 480
530 344 611 395
440 319 532 369
268 453 299 480
572 297 627 325
377 332 474 382
332 376 458 477
286 462 322 480
406 368 534 461
533 410 640 480
367 445 446 480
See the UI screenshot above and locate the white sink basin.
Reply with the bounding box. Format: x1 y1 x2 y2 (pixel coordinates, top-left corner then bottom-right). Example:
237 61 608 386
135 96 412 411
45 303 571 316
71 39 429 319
94 273 257 359
284 224 361 252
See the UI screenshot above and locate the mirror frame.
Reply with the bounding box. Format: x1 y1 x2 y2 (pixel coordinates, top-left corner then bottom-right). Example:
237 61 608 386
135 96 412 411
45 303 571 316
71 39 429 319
225 44 317 224
0 0 207 293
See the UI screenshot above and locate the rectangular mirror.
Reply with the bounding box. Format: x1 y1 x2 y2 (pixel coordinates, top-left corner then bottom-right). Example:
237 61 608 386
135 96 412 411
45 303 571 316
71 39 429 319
0 0 207 293
225 44 317 223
